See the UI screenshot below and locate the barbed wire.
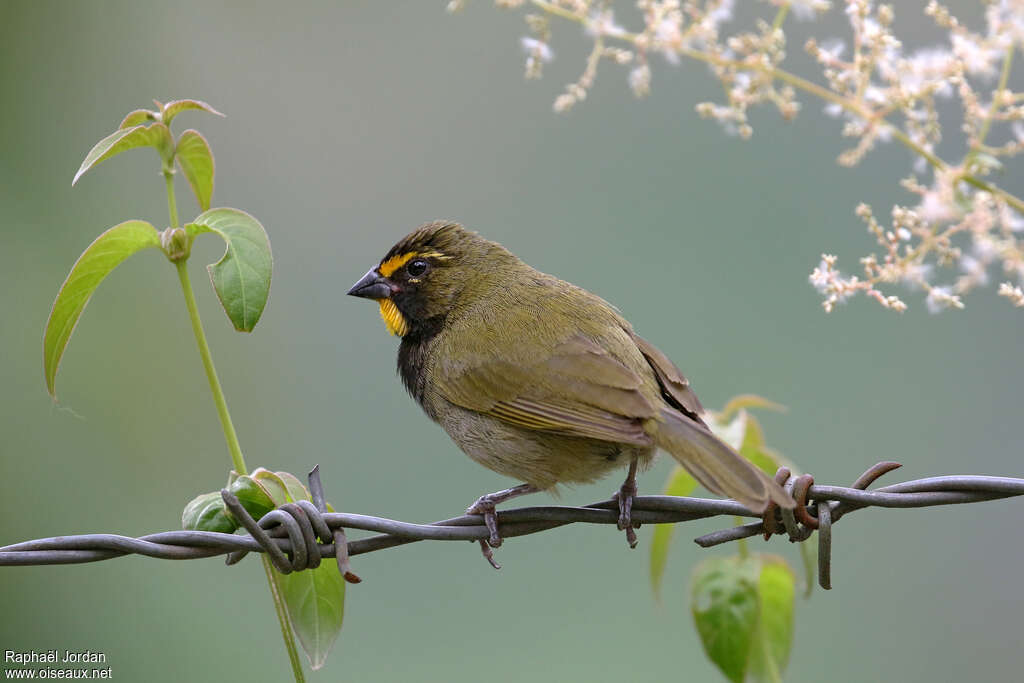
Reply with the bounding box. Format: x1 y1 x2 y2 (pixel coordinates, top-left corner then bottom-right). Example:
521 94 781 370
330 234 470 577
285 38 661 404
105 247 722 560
2 463 1022 590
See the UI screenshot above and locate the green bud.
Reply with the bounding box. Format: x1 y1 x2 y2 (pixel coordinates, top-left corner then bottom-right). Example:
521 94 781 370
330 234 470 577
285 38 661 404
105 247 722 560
161 226 190 261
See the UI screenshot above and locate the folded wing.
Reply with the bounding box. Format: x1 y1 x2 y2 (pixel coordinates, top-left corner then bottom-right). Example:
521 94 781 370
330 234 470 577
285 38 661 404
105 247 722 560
436 334 656 446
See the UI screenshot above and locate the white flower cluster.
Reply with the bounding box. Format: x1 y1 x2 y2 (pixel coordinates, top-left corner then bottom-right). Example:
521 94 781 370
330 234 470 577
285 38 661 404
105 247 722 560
470 0 1024 312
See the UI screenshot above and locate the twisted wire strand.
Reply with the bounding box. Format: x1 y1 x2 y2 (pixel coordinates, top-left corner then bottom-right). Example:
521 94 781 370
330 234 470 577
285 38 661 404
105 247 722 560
2 464 1022 590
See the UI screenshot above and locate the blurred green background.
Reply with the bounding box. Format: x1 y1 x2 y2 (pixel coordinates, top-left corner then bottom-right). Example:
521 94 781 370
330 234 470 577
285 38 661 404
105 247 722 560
2 2 1022 681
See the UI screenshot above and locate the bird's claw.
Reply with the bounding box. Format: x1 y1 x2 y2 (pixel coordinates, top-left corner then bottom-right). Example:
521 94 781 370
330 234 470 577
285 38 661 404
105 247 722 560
467 496 504 570
464 484 539 570
613 480 640 549
477 539 501 570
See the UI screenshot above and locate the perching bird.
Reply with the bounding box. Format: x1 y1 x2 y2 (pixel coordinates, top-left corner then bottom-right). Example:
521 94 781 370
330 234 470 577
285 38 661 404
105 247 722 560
348 221 793 563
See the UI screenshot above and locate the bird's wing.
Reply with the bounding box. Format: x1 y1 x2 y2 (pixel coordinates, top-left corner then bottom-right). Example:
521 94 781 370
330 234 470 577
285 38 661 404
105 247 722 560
435 334 656 445
630 333 705 418
630 333 795 511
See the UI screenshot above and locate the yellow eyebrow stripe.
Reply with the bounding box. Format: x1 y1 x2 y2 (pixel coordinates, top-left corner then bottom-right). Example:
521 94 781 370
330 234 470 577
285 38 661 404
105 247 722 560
379 252 418 278
378 250 447 277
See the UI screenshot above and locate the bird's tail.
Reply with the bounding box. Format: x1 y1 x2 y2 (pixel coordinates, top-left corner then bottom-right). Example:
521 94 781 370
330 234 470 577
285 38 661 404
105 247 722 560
653 406 794 513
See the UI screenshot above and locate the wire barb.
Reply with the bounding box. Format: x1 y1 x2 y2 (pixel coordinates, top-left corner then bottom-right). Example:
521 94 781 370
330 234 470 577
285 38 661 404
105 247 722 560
219 467 362 583
2 463 1022 592
697 462 905 588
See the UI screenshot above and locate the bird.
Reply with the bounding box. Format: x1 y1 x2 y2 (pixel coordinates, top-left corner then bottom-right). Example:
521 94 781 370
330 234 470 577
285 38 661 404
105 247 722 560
347 221 794 564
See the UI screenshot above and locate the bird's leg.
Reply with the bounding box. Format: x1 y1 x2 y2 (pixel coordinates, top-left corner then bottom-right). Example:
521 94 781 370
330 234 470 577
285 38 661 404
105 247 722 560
613 458 640 548
466 483 539 553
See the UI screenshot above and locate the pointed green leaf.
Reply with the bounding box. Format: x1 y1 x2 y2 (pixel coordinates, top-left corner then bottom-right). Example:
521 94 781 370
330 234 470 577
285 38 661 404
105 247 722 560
744 444 785 477
719 394 787 422
182 491 238 533
228 475 277 521
251 468 313 505
650 465 698 598
119 109 156 129
251 468 290 506
739 413 797 477
279 562 346 670
185 208 272 331
72 123 174 185
738 411 766 453
175 129 215 211
43 220 160 397
691 556 760 683
276 471 312 503
748 559 796 682
161 99 224 125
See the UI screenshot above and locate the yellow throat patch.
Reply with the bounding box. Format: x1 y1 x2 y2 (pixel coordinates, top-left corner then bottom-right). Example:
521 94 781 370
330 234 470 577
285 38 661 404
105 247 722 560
378 299 409 337
377 251 416 336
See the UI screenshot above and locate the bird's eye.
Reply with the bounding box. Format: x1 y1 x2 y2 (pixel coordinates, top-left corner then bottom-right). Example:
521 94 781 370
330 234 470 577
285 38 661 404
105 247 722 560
406 259 428 277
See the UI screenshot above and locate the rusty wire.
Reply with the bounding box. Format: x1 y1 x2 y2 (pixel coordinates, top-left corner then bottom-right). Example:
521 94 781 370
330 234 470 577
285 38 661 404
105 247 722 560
1 463 1022 590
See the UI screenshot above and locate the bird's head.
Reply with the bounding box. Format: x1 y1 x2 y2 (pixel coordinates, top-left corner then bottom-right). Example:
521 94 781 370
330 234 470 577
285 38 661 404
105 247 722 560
347 221 515 337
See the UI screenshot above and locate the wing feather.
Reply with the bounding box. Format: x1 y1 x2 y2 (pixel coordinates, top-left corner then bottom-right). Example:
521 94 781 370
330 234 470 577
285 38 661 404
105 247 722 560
631 333 704 418
435 333 655 445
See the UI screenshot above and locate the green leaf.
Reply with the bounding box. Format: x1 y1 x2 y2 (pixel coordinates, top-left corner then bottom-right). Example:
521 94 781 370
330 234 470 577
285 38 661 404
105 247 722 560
182 491 238 533
175 129 215 211
649 466 698 598
276 471 312 503
739 413 797 478
161 99 224 125
185 208 272 332
228 475 276 521
692 555 796 683
748 559 796 682
706 398 801 479
43 220 161 397
250 469 313 507
691 557 760 683
72 123 174 185
278 562 346 670
119 109 156 129
719 394 787 422
250 465 345 668
251 468 290 506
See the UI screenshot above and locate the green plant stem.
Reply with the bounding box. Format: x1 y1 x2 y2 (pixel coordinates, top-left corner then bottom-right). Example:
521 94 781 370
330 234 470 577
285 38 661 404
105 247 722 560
174 261 248 475
771 3 790 31
972 45 1015 156
166 182 304 683
263 558 307 683
164 169 179 229
528 0 1024 215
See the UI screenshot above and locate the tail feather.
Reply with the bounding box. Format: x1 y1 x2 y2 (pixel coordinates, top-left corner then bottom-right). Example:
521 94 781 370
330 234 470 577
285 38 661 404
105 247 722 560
653 406 794 512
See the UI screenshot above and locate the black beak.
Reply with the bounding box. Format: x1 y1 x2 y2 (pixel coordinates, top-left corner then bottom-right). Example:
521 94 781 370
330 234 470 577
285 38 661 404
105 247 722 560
347 268 393 300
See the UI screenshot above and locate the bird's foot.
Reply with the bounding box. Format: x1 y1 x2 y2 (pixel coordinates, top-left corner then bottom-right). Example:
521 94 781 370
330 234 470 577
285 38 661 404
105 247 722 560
613 474 640 549
466 495 504 549
465 483 539 569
